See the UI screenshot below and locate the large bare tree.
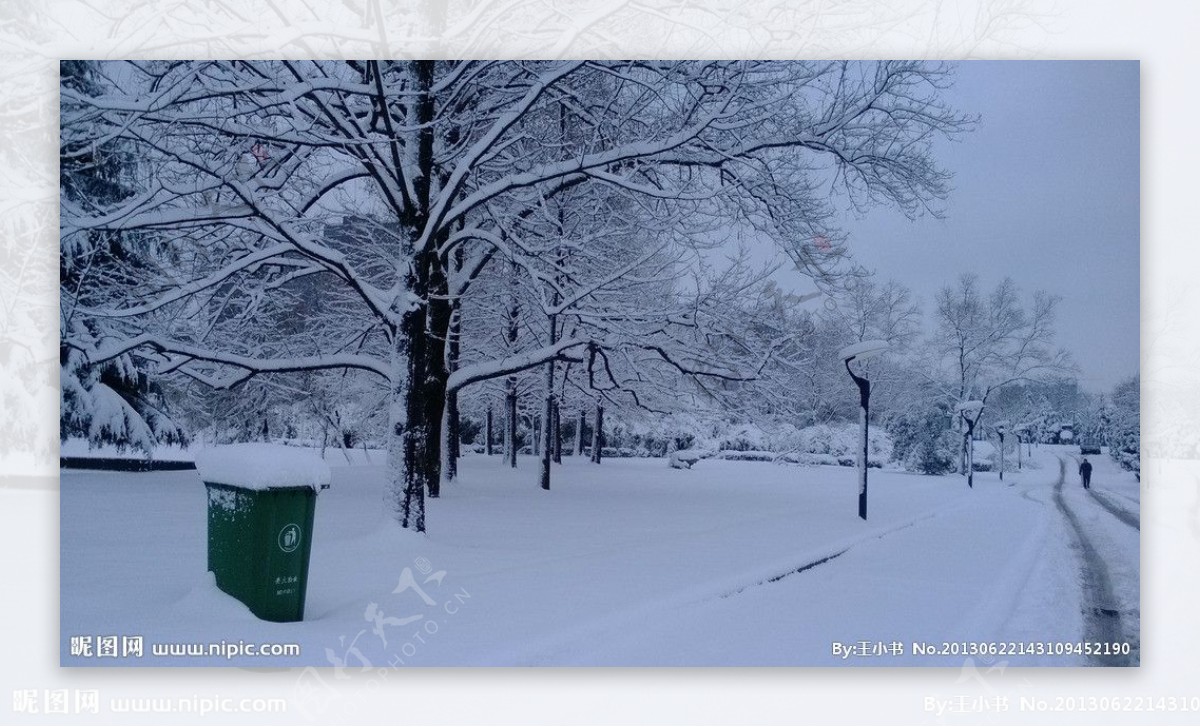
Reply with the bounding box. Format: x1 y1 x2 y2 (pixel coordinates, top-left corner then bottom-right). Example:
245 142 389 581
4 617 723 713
61 60 970 532
931 273 1074 472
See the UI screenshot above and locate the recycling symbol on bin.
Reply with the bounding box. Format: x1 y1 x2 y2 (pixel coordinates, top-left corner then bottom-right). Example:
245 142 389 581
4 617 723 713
277 523 302 553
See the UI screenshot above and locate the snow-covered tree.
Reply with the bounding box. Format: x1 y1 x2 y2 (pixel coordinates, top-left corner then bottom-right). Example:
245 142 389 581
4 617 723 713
59 60 186 454
1108 374 1139 475
929 274 1073 473
61 60 970 532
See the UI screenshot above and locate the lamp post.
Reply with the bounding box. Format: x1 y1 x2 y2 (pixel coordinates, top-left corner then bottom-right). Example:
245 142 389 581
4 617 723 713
957 400 984 488
838 340 889 520
994 421 1009 481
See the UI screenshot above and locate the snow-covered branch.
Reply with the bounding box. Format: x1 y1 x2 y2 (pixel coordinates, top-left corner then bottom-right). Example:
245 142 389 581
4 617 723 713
78 334 392 387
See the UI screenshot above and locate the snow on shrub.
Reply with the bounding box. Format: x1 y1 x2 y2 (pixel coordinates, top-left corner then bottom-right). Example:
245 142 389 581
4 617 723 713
903 429 958 475
713 450 775 462
789 423 892 463
593 419 894 469
779 452 838 466
668 449 703 469
716 422 769 452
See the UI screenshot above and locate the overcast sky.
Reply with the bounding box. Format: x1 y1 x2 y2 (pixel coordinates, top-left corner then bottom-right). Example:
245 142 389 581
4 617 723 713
808 61 1140 394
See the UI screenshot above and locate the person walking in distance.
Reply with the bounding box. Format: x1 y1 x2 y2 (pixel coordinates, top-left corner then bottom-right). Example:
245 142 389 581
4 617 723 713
1079 457 1093 489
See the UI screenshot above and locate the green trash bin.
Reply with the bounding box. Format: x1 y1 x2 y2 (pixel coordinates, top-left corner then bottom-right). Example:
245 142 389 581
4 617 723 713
196 444 330 622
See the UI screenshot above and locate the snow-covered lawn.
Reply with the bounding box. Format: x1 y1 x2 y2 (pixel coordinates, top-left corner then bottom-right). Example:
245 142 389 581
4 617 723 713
60 449 1130 667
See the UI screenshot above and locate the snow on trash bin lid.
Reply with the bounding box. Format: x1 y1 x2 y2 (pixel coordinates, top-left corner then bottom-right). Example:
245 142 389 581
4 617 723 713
195 444 331 491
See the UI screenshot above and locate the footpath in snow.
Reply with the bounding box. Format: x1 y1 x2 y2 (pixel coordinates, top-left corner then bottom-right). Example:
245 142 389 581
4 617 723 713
1050 449 1141 665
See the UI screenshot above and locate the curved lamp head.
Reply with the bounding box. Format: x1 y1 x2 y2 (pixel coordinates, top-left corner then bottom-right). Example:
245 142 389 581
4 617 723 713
994 419 1009 434
838 339 890 364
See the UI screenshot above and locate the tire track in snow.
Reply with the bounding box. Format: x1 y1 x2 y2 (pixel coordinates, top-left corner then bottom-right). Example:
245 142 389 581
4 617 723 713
1052 455 1134 666
1088 490 1140 531
1067 453 1140 531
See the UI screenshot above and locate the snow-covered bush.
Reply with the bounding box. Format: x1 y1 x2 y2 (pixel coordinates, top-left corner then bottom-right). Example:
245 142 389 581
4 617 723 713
717 423 769 452
903 428 958 475
714 450 775 462
599 447 642 458
887 403 947 466
886 403 960 475
791 423 891 464
780 452 837 466
668 450 702 469
580 418 894 469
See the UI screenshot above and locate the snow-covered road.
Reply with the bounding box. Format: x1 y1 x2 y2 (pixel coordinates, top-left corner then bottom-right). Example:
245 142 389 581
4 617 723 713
59 447 1139 667
1051 451 1141 666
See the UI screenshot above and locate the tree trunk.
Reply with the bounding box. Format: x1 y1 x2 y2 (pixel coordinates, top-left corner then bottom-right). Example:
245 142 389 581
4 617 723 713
339 428 354 464
575 409 586 457
959 416 969 474
963 421 977 488
552 404 562 464
501 397 511 462
442 246 464 483
442 348 460 484
590 403 604 464
966 434 975 488
387 59 437 532
448 393 460 466
423 252 449 499
485 406 494 456
442 390 459 483
503 255 520 469
532 413 541 461
389 300 429 533
501 412 508 461
539 304 558 489
539 358 555 490
504 384 518 468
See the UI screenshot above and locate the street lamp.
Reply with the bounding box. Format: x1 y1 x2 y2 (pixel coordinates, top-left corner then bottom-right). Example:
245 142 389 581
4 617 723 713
957 400 984 488
838 339 889 520
994 420 1009 482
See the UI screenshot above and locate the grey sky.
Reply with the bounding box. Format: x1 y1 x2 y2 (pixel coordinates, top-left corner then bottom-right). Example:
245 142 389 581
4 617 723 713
829 61 1140 393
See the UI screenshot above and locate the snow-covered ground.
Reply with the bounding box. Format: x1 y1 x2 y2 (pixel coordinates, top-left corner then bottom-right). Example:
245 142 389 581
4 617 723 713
60 446 1139 667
